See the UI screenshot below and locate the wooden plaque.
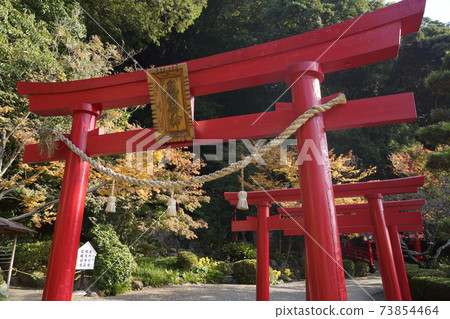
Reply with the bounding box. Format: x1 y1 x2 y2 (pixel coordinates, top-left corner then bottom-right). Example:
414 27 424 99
147 63 194 142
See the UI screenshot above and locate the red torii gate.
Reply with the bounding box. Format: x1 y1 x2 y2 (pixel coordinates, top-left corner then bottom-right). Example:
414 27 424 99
17 0 425 301
225 176 425 301
280 200 424 302
231 200 424 301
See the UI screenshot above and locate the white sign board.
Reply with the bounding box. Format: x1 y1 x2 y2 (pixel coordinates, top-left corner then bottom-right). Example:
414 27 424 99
76 242 97 270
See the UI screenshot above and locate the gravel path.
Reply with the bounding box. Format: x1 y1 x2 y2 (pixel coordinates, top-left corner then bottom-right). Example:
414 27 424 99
7 274 384 301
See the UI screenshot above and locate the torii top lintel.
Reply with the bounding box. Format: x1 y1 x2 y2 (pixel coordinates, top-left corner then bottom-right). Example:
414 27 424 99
17 0 425 117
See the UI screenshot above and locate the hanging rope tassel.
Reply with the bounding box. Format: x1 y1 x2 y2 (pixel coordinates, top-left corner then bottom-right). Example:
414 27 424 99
105 180 116 213
167 190 178 217
236 169 248 210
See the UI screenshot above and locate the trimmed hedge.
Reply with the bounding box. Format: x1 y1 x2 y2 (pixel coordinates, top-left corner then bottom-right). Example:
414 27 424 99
405 263 446 280
409 277 450 301
343 259 355 278
232 259 257 284
176 251 198 270
355 261 370 277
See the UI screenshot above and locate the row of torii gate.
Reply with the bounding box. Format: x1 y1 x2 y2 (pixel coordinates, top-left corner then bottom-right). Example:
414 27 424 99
18 0 426 301
225 176 425 301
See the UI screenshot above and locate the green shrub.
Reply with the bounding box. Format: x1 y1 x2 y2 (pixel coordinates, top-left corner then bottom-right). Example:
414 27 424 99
132 243 157 257
343 259 355 278
176 251 198 270
354 261 370 277
205 268 227 284
14 240 52 271
410 276 450 301
222 242 257 262
232 259 257 284
213 261 233 275
31 271 45 288
90 224 135 295
0 269 4 285
405 263 446 280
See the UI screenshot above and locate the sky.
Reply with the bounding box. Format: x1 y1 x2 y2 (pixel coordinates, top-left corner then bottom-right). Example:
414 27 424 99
392 0 450 23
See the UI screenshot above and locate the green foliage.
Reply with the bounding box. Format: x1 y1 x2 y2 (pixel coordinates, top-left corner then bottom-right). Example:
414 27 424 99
30 271 46 288
405 263 447 279
222 242 257 262
213 261 233 275
132 243 157 257
409 276 450 301
79 0 207 49
176 251 199 270
425 70 450 95
426 149 450 171
343 259 355 278
111 280 132 295
133 263 179 287
270 268 281 285
205 268 227 284
425 51 450 94
232 259 257 284
354 261 370 277
90 224 135 295
133 257 177 287
418 122 450 149
0 268 4 285
14 240 52 271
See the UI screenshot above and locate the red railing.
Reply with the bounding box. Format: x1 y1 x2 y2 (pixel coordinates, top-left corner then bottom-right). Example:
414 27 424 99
341 245 377 265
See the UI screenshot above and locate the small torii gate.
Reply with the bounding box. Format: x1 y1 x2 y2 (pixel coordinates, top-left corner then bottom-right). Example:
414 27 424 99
17 0 425 300
225 176 425 301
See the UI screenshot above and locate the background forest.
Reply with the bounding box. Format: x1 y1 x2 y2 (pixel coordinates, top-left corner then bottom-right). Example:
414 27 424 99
0 0 449 296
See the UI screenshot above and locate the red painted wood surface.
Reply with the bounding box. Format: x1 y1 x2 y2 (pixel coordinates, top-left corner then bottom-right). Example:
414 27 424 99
287 62 347 301
42 104 100 301
17 0 424 116
232 199 424 233
256 203 270 301
22 93 417 163
341 246 377 264
225 176 425 205
366 194 402 301
389 225 412 301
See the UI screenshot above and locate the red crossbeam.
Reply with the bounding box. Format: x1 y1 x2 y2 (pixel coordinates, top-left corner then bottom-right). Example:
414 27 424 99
17 0 424 117
231 199 424 234
22 93 416 163
225 176 425 205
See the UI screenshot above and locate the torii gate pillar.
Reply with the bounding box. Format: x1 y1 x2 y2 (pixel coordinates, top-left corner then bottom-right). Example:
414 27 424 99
256 202 271 301
42 103 101 301
366 193 402 301
286 62 347 301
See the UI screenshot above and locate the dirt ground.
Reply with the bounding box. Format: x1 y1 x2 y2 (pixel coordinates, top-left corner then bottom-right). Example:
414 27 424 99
6 274 384 301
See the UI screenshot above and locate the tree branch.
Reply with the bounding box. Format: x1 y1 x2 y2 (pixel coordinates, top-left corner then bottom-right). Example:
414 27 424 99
8 181 110 221
433 238 450 261
400 237 422 265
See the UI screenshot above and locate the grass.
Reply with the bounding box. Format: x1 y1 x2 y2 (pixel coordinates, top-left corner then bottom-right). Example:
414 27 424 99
133 256 232 288
133 256 207 287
